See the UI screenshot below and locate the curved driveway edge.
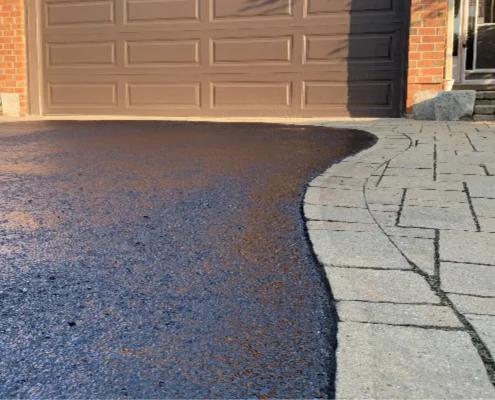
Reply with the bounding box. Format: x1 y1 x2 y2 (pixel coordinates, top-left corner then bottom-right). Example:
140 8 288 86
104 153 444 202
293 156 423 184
3 117 495 398
0 121 374 398
302 119 495 398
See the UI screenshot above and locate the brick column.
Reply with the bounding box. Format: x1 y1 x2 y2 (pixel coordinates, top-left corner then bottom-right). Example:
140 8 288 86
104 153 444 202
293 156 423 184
407 0 449 115
0 0 27 116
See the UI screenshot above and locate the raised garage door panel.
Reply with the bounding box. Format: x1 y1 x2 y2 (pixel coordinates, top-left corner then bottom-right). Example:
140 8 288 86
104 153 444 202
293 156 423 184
212 82 292 108
127 83 201 108
304 35 394 62
126 0 200 23
211 0 293 19
45 1 115 26
211 37 293 65
40 0 407 117
305 0 394 14
49 83 118 107
47 42 116 66
126 40 200 66
304 82 392 107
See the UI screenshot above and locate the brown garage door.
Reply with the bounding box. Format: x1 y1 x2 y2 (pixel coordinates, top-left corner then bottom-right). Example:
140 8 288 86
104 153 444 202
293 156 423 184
39 0 408 118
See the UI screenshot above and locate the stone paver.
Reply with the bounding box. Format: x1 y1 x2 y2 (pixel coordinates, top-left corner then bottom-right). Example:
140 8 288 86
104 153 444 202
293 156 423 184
328 162 385 179
440 231 495 265
302 119 495 397
368 203 400 212
437 163 486 175
441 262 495 297
384 167 433 178
310 175 367 188
466 315 495 358
337 301 461 327
371 210 398 227
400 204 477 231
304 204 374 223
309 230 412 270
378 176 464 191
466 176 495 198
337 323 495 399
471 199 495 232
390 236 435 275
324 268 440 303
305 187 366 208
473 198 495 217
405 188 467 207
448 294 495 316
384 226 436 238
306 221 379 231
479 217 495 232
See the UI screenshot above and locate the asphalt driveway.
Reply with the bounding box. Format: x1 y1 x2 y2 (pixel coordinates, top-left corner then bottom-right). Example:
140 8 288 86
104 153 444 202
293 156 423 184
0 121 374 399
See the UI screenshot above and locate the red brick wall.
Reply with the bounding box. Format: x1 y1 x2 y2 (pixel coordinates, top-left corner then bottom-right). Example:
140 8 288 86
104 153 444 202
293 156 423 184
0 0 27 115
407 0 449 114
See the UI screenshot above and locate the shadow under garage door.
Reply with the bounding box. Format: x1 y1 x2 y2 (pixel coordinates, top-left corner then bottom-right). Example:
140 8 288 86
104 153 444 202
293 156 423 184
37 0 409 118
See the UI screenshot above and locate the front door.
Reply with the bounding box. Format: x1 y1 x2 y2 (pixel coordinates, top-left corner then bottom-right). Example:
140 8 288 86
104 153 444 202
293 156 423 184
459 0 495 82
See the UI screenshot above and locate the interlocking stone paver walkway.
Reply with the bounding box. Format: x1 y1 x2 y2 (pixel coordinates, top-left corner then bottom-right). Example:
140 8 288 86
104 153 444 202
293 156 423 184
303 119 495 398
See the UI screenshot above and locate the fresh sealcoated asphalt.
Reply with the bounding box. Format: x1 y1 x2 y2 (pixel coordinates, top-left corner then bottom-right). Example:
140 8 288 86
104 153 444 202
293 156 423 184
0 121 374 398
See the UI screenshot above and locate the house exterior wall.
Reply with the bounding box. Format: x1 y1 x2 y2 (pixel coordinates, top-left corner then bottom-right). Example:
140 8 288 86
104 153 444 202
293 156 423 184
0 0 449 117
406 0 449 114
0 0 27 115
